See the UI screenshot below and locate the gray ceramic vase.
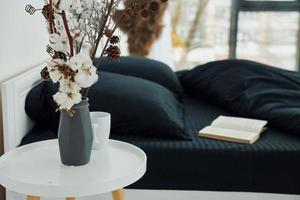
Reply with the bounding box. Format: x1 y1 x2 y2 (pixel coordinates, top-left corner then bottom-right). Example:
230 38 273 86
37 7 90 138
58 99 93 166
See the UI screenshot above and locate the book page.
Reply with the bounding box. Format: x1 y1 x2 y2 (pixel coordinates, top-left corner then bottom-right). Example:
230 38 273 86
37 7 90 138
199 126 260 144
211 116 267 133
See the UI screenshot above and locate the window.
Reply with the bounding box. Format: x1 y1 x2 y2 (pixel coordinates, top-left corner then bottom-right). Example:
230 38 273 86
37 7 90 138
229 0 300 70
236 12 298 70
170 0 232 69
170 0 300 70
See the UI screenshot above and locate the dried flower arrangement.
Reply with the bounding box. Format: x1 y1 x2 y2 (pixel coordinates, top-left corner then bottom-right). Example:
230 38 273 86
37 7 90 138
114 0 168 56
25 0 162 114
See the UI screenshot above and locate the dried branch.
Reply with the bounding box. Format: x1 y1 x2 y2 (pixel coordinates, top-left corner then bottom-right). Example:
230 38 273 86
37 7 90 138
59 10 74 56
91 0 115 58
96 15 123 68
48 0 55 33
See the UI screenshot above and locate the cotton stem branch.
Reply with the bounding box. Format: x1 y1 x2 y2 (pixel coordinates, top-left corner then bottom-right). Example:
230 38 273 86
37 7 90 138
91 0 115 59
59 10 74 57
48 0 55 33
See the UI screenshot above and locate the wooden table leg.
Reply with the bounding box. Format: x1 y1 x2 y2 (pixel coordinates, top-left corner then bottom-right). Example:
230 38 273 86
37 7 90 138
27 195 75 200
112 189 125 200
27 196 40 200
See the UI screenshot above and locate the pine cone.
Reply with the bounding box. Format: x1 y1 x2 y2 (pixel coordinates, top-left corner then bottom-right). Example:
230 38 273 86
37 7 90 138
141 9 148 18
124 8 135 17
105 45 121 60
150 1 160 11
104 28 113 38
110 36 120 44
41 66 50 80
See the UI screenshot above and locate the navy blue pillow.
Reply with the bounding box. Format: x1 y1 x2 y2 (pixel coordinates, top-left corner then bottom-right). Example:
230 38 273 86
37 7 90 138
25 81 59 131
94 56 184 99
89 72 189 139
26 72 190 140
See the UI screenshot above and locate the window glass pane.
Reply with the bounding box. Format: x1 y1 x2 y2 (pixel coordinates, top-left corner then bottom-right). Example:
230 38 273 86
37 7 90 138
170 0 231 70
236 12 299 71
245 0 295 1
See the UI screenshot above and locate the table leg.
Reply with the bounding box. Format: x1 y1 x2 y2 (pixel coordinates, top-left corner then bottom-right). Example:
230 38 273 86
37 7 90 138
112 189 125 200
27 196 40 200
66 198 76 200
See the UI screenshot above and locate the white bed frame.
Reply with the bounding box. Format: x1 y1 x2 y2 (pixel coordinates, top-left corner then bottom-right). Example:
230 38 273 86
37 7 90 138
1 63 299 200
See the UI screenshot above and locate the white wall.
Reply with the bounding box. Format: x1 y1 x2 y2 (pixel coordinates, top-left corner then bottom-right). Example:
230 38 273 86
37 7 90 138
0 1 48 199
0 0 48 82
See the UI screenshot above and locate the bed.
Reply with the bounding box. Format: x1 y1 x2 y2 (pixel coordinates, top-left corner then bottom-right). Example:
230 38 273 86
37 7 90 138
21 95 300 194
2 57 300 200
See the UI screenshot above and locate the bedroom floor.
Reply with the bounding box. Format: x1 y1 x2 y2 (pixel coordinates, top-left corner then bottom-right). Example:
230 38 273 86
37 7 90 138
8 190 300 200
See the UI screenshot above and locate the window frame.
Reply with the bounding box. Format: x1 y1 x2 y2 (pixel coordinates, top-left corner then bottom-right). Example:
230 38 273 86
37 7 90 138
229 0 300 70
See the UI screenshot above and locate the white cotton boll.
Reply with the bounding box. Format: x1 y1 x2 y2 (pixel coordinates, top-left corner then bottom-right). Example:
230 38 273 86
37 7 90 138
70 92 82 104
49 36 64 52
74 68 98 88
69 49 93 70
69 54 84 71
90 65 97 74
60 98 74 110
53 91 80 110
49 33 69 53
60 81 81 94
48 70 63 83
53 92 68 106
47 59 65 83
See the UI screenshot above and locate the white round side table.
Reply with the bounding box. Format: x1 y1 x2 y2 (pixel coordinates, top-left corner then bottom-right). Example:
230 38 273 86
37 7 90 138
0 139 147 200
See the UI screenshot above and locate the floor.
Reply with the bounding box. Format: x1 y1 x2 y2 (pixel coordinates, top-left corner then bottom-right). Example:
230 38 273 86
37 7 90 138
7 189 300 200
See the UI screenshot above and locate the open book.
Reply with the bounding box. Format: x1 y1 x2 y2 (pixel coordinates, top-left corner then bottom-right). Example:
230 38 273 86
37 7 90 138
199 116 267 144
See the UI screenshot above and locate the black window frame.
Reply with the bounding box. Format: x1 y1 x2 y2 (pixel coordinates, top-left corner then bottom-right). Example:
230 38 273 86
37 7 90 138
229 0 300 70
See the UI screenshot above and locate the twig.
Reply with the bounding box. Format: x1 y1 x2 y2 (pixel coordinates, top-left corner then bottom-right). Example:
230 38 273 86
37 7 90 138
48 0 55 33
81 1 117 99
96 10 125 68
96 22 119 68
59 10 74 56
91 0 115 58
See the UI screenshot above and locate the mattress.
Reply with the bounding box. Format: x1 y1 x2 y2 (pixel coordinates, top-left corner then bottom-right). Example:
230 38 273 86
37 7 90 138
20 97 300 194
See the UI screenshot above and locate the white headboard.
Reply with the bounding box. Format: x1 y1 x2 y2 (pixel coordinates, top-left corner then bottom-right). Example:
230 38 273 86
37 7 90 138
1 63 44 152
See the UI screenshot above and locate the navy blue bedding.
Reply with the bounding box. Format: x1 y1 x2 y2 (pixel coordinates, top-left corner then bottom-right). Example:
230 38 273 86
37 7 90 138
180 59 300 136
22 59 300 194
21 96 300 194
